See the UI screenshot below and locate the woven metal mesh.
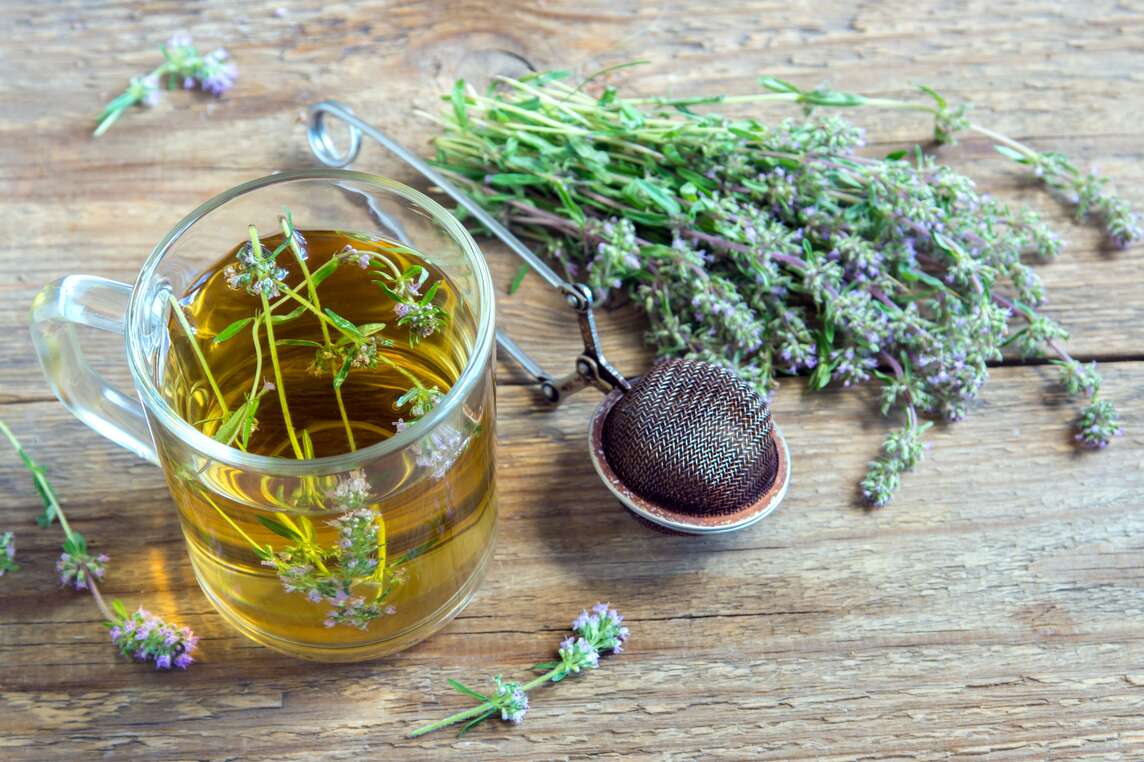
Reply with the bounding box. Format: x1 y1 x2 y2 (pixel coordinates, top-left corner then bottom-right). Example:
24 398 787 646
600 359 778 517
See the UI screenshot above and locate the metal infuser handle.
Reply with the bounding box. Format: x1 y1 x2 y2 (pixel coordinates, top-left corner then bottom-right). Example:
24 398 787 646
306 100 628 403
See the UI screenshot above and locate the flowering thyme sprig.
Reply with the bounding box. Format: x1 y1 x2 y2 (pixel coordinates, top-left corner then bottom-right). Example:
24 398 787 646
94 32 237 137
347 245 451 346
199 468 444 631
0 532 18 576
208 212 449 460
1075 399 1123 449
254 505 399 630
397 385 443 420
429 69 1136 506
410 602 629 737
0 420 197 669
108 601 199 670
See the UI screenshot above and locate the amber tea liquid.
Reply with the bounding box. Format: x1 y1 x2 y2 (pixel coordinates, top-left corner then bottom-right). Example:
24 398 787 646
159 229 496 659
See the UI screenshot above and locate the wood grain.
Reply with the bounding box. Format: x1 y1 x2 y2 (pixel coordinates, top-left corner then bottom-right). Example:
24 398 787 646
1 0 1142 759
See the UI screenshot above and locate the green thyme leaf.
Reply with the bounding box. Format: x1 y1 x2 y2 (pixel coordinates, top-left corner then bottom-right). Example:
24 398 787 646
486 173 545 187
508 263 530 294
257 515 300 540
419 280 441 306
358 323 388 336
447 679 489 702
214 317 253 344
451 79 469 128
333 353 354 390
323 308 365 341
758 75 800 94
275 339 324 348
994 145 1029 163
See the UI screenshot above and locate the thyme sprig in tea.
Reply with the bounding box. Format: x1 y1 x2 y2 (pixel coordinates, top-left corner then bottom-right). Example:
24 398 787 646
170 210 451 457
428 69 1138 506
162 214 472 633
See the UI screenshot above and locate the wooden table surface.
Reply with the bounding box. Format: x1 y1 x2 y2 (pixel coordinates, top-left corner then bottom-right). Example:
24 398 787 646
2 1 1143 759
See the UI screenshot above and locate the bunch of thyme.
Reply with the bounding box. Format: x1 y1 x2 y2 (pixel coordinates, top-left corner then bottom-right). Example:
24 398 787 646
94 32 237 137
0 421 197 669
410 602 629 737
427 70 1137 506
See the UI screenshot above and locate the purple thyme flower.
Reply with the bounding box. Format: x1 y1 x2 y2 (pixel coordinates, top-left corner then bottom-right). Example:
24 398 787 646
327 507 380 578
57 550 109 590
396 300 447 339
1075 399 1123 449
323 594 390 630
167 31 193 50
224 237 288 297
326 469 371 510
198 48 238 96
140 74 162 107
0 532 17 576
494 676 529 724
573 602 630 654
110 607 198 670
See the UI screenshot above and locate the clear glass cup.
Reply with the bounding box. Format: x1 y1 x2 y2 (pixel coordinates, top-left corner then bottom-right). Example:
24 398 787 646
30 170 497 661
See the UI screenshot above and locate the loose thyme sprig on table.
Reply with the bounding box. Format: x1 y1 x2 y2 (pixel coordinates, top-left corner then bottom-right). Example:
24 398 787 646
94 32 237 137
0 421 198 670
427 69 1138 507
410 603 630 737
0 531 18 576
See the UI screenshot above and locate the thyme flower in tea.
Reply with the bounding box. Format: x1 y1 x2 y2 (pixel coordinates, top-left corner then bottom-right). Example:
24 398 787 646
93 32 237 137
410 602 629 737
0 421 198 670
428 69 1139 506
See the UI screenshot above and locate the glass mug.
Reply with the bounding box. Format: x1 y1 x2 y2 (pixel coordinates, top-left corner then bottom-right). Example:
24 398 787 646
31 170 497 661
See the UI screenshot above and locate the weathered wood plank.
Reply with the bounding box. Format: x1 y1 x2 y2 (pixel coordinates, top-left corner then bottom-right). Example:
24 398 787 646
2 0 1143 759
2 361 1142 758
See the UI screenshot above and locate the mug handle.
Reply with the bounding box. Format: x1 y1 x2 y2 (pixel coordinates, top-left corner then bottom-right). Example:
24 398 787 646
30 275 159 465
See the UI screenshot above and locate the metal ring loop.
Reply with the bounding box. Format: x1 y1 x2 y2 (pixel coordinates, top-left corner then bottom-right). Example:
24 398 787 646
307 101 362 168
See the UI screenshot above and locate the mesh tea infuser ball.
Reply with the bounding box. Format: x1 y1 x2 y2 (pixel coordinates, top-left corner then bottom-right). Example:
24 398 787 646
307 101 791 534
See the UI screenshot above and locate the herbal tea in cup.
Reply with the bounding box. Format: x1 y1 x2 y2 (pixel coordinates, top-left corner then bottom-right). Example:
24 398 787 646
31 172 497 660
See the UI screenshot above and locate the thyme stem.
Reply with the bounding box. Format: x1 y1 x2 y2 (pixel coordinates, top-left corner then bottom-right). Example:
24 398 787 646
167 294 230 419
282 218 356 452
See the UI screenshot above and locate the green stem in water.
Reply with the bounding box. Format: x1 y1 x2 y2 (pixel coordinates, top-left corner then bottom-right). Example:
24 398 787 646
168 294 230 419
202 491 268 552
261 291 304 460
243 317 265 447
281 217 356 452
276 283 358 340
250 226 304 460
